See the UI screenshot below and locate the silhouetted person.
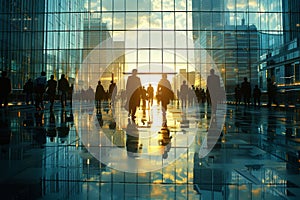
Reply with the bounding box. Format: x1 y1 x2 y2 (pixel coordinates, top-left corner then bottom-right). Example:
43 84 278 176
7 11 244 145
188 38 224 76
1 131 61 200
141 86 147 109
267 78 278 107
0 71 11 109
147 84 154 106
241 77 251 107
58 74 69 108
157 74 174 123
180 80 188 108
23 78 34 105
95 81 105 112
34 71 47 110
126 69 142 120
46 75 57 110
234 84 241 106
86 86 94 102
188 86 195 106
108 80 117 105
207 69 221 114
253 85 261 107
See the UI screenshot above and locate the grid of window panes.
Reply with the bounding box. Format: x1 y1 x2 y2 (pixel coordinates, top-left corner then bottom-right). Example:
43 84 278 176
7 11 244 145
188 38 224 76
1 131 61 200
1 0 299 93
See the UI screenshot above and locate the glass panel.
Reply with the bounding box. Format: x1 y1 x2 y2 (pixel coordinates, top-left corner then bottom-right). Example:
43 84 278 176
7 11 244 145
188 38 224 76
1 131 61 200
175 0 186 11
163 12 174 30
113 13 125 30
126 12 137 29
138 12 150 29
126 0 138 11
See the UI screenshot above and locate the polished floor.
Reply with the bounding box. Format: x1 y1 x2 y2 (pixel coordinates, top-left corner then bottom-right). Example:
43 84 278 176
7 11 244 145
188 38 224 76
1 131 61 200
0 99 300 200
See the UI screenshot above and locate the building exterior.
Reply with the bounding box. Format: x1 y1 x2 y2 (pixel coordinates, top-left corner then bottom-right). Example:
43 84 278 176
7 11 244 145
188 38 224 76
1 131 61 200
214 22 259 93
258 0 300 98
0 0 45 89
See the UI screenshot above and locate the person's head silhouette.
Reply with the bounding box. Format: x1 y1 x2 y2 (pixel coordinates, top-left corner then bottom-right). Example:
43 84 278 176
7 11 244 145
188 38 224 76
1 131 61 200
132 69 137 76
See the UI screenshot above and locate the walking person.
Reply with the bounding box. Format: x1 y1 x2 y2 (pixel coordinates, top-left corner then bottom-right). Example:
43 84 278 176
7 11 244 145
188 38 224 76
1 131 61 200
23 78 34 105
108 80 117 105
157 73 174 124
180 80 188 108
141 86 147 109
234 84 241 106
267 78 278 107
95 81 105 112
207 69 221 114
253 85 261 107
126 69 142 120
34 71 47 110
147 83 154 106
241 77 251 107
0 71 12 109
58 74 69 108
46 75 57 110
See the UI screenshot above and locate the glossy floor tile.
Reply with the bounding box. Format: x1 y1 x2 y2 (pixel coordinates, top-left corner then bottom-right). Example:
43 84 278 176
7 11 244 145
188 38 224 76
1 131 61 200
0 100 299 199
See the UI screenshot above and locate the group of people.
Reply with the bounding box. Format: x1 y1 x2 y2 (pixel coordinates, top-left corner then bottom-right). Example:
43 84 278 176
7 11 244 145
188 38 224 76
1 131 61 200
125 69 174 121
95 80 117 111
234 77 278 108
23 72 72 110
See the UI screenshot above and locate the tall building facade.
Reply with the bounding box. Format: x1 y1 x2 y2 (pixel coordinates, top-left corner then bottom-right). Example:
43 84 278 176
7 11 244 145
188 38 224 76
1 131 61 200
258 0 300 93
0 0 45 89
192 0 283 92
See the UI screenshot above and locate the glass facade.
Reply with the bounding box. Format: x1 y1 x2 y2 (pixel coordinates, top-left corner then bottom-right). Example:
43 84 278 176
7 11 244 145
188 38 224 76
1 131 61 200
1 1 300 199
1 0 299 95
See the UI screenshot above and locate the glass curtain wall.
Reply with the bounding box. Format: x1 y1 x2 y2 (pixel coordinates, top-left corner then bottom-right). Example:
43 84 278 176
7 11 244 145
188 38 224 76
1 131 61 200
1 0 298 94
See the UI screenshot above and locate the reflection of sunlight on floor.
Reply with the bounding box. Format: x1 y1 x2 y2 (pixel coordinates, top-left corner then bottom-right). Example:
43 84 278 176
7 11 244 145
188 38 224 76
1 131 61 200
75 98 212 172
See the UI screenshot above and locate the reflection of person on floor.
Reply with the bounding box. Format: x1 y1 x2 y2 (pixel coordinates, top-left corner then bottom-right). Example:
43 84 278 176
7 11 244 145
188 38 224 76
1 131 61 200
158 124 172 159
126 69 142 120
95 81 105 113
34 111 46 147
157 74 174 122
57 110 70 143
46 111 57 142
207 69 221 114
126 119 142 156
